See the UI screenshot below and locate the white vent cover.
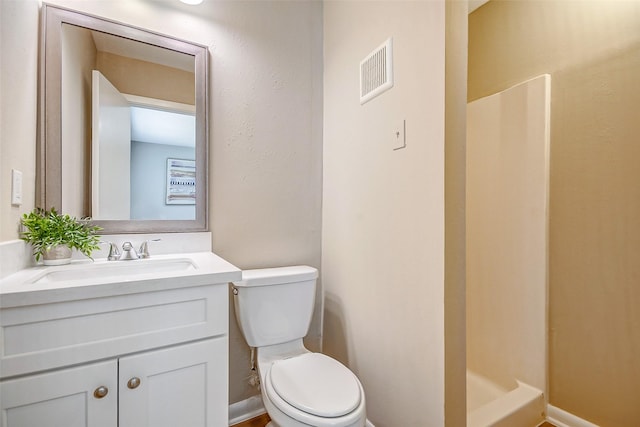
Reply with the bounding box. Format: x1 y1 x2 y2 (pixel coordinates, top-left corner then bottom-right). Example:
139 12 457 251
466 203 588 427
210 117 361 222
360 38 393 105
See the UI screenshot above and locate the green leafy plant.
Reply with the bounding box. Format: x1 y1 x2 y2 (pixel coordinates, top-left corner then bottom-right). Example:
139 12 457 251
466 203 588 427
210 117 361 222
20 208 102 261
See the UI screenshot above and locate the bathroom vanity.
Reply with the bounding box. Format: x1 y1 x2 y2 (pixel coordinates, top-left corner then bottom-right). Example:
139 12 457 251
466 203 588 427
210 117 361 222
0 251 240 427
0 3 235 425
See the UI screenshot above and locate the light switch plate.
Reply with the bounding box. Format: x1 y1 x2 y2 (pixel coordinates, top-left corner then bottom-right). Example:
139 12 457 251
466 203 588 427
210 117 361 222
11 169 23 206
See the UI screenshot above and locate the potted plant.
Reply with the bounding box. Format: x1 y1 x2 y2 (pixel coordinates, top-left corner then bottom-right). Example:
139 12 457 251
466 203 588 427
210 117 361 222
20 207 102 265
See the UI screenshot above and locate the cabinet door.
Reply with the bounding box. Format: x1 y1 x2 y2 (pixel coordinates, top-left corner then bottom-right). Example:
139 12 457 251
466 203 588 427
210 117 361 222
0 360 117 427
119 338 227 427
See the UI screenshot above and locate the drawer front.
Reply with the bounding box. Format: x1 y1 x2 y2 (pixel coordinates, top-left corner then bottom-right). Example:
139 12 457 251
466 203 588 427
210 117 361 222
0 284 227 378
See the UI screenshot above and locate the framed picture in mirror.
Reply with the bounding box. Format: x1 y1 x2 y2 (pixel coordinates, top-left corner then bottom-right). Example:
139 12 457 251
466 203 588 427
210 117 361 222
166 158 196 206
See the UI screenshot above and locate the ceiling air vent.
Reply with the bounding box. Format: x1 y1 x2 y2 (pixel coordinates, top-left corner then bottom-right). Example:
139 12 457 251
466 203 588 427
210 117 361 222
360 37 393 105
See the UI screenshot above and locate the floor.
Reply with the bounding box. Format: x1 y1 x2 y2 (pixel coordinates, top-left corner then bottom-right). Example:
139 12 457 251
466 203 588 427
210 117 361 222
231 413 271 427
232 414 556 427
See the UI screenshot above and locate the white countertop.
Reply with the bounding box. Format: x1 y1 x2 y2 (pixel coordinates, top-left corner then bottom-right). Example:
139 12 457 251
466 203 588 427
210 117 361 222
0 251 241 308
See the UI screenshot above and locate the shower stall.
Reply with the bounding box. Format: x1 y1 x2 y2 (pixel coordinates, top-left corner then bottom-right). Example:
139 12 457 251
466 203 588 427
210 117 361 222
466 75 550 426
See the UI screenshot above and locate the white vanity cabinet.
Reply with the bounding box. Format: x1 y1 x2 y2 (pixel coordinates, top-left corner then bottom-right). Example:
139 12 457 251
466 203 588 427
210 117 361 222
0 255 237 427
0 359 118 427
118 338 227 427
1 338 227 427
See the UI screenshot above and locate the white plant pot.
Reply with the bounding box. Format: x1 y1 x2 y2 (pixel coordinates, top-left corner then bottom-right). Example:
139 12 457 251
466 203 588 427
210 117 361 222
42 245 72 265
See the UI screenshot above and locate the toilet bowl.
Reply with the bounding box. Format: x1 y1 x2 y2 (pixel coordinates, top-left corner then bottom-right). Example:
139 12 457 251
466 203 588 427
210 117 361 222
258 341 366 427
232 266 367 427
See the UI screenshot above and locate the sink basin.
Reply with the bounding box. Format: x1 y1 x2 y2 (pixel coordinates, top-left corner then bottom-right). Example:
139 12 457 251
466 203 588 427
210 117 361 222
30 258 197 284
0 251 241 309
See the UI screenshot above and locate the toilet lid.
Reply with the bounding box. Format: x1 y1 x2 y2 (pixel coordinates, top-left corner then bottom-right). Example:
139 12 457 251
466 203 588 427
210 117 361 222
269 353 361 418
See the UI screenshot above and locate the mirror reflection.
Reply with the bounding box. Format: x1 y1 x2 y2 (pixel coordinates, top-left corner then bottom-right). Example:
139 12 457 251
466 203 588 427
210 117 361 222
41 4 208 234
61 23 196 221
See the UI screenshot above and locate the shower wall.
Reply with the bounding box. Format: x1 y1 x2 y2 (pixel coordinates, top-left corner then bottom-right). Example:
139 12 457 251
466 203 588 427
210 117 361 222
469 2 640 424
466 75 550 394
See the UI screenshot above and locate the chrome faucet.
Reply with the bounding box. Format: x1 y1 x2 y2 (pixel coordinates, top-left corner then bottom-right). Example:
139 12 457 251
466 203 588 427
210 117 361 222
104 239 161 261
119 242 139 260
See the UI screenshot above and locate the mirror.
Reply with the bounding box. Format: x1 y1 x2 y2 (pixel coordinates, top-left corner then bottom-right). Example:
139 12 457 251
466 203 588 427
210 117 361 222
39 4 208 233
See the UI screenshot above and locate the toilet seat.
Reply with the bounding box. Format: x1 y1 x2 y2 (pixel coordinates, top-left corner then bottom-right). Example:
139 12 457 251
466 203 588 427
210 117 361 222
269 353 362 418
264 353 364 426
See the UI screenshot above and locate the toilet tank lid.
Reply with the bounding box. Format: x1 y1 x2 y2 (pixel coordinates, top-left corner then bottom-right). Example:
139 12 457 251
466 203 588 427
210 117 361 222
232 265 318 287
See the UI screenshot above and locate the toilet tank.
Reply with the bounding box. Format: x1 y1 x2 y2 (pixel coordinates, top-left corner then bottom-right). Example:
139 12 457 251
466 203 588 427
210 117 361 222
232 266 318 347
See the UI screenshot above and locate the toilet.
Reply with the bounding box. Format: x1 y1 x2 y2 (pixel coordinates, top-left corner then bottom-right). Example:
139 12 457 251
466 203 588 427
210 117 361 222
232 266 367 427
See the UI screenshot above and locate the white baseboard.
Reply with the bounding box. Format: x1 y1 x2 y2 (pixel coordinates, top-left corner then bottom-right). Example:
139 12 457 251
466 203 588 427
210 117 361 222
229 395 266 426
365 420 376 427
547 405 600 427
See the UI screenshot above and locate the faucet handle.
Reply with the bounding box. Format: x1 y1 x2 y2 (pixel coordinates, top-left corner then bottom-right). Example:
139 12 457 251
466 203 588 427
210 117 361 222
138 239 161 259
101 241 121 261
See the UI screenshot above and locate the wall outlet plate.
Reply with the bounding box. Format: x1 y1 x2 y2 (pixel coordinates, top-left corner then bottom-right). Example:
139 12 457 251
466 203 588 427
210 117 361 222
393 119 406 150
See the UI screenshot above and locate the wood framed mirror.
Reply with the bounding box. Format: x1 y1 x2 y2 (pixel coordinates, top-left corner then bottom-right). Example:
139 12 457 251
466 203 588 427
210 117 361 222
39 4 208 233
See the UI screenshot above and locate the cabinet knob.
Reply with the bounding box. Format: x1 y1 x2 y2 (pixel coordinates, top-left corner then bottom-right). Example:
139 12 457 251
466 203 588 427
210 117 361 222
93 386 109 399
127 377 141 389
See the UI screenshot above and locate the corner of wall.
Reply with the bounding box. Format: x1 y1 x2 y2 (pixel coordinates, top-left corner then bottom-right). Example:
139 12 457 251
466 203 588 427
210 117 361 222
444 0 468 425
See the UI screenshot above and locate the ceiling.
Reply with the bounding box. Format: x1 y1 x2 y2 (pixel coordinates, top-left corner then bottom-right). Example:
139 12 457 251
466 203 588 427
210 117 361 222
469 0 490 14
130 107 195 148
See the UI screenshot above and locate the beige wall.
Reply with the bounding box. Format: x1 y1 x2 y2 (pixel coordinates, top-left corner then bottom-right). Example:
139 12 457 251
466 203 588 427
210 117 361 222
0 0 323 407
444 0 468 424
97 52 195 105
469 1 640 425
323 1 446 426
0 0 39 241
61 24 95 218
